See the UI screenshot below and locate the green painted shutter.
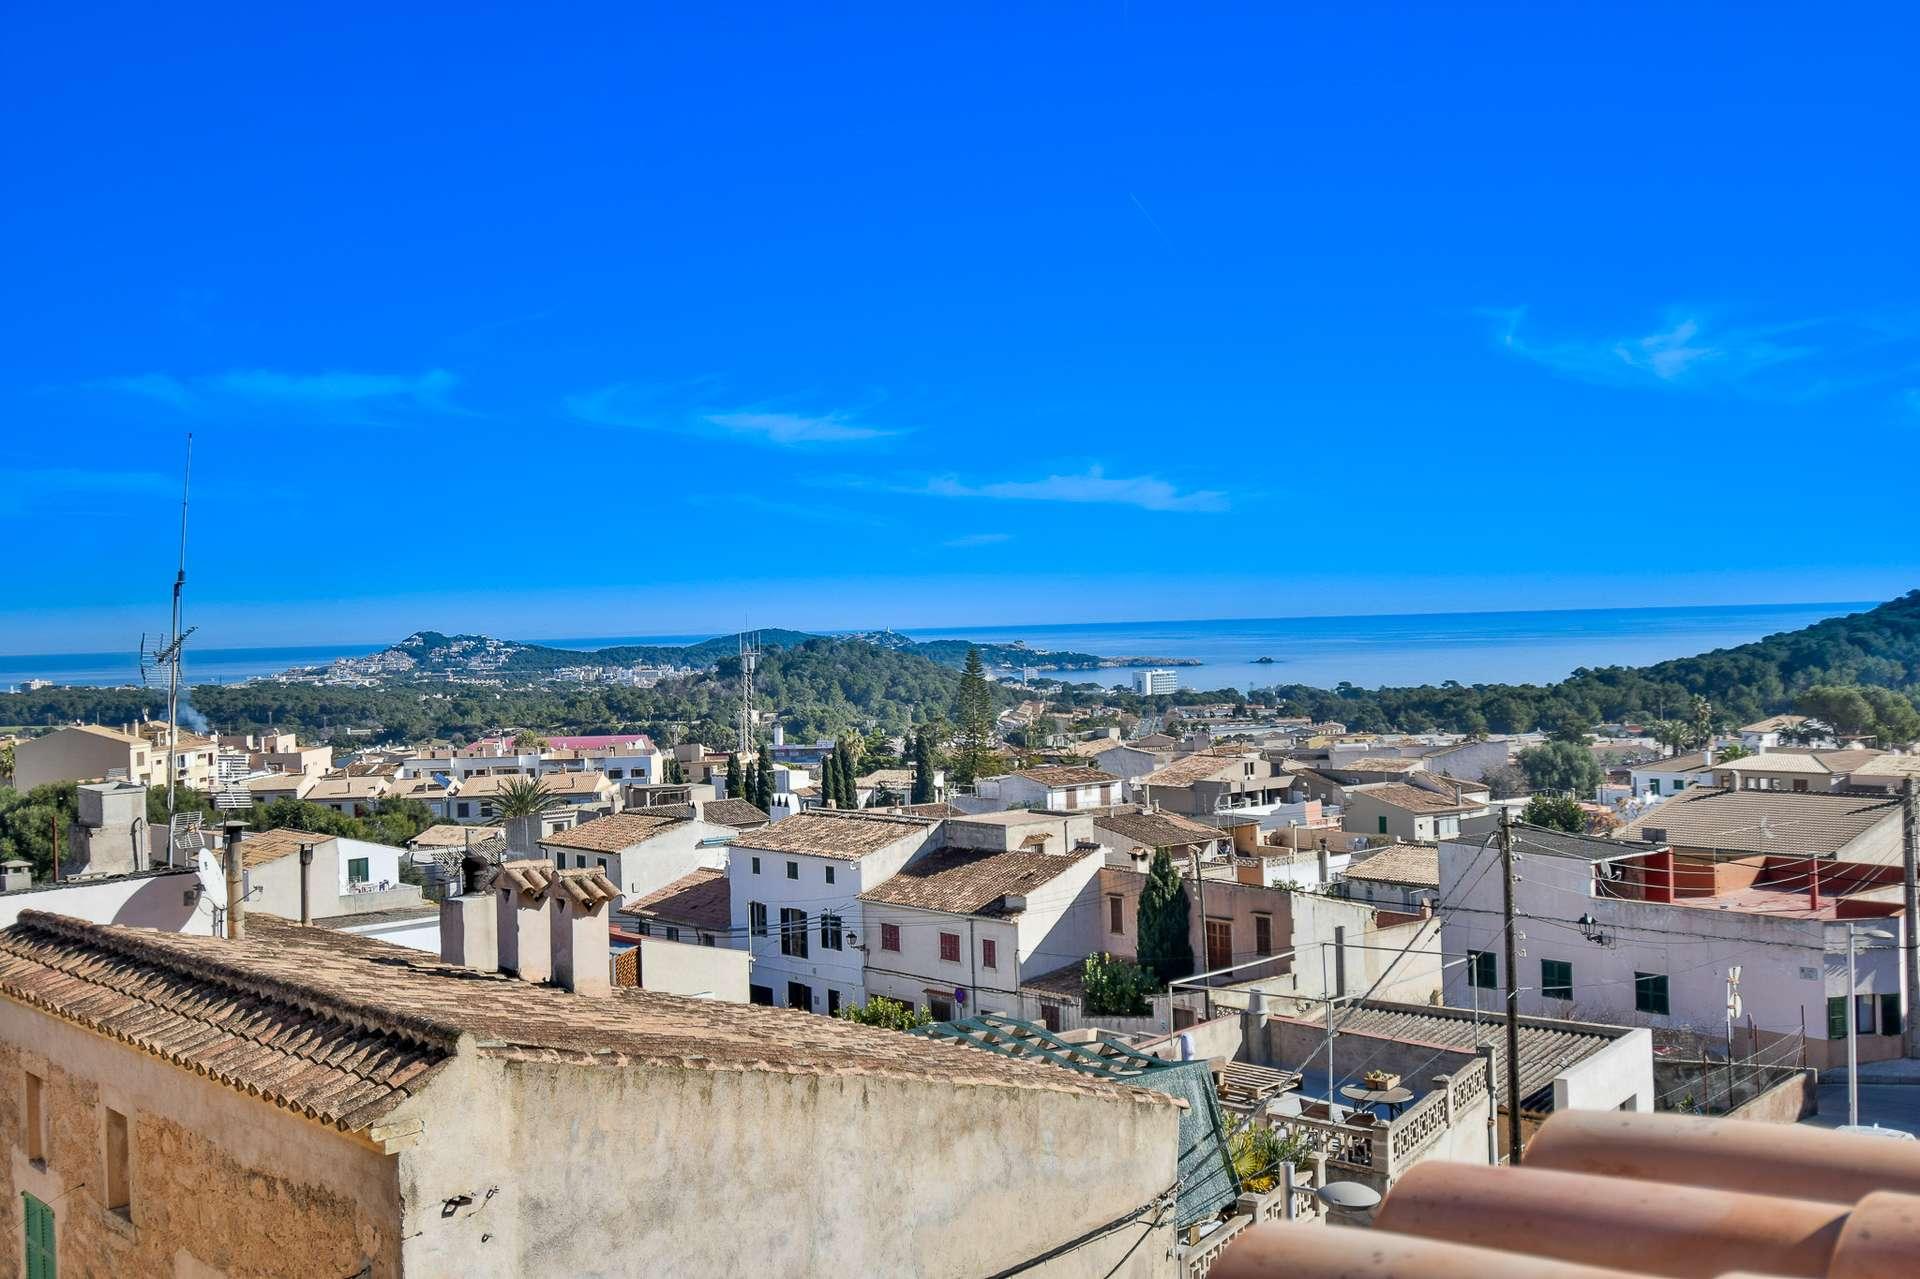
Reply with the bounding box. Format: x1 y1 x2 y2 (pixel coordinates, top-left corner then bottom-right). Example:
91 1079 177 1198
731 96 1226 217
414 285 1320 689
1377 815 1388 834
23 1192 55 1279
1827 996 1847 1040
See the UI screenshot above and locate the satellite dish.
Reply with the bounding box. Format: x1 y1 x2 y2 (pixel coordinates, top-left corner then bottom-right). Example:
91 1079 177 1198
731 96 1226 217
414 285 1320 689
1316 1181 1382 1210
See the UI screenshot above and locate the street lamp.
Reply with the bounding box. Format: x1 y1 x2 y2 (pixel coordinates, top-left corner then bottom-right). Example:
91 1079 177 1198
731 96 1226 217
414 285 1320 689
1846 924 1896 1129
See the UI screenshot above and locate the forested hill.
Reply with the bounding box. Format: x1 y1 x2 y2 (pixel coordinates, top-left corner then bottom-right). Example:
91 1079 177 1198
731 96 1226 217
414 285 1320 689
1254 591 1920 735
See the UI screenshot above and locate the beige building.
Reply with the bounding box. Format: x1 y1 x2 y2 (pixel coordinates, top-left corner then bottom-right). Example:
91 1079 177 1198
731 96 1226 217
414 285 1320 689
1341 781 1487 843
0 909 1177 1277
11 725 152 792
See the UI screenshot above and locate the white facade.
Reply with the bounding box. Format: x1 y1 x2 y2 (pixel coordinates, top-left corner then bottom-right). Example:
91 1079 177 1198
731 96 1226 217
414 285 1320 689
860 849 1107 1020
542 821 735 902
1437 836 1908 1063
1627 758 1708 799
1133 669 1179 695
971 771 1123 812
728 825 940 1013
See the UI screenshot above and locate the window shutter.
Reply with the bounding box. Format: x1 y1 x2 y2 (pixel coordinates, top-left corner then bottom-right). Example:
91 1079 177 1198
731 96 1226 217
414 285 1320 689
1827 996 1848 1040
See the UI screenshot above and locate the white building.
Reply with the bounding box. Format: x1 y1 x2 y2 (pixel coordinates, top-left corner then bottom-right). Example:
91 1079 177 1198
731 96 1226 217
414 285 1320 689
966 766 1123 813
538 811 737 902
1439 825 1909 1071
857 845 1108 1021
1626 750 1713 800
1133 669 1179 695
1739 715 1810 751
726 811 941 1013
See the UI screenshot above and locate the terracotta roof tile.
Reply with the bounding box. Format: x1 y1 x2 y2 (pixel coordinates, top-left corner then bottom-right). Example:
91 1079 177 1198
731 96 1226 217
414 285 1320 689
236 828 332 870
1342 843 1440 887
1348 781 1479 813
858 848 1092 916
731 811 933 861
539 811 688 853
617 868 731 931
1014 765 1119 787
1616 786 1902 855
1092 811 1221 850
700 798 770 828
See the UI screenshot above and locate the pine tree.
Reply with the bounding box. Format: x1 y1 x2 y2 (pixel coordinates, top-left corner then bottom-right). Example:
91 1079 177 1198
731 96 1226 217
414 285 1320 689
952 647 996 788
821 751 841 809
664 755 684 784
1136 849 1194 985
910 730 936 804
726 751 743 802
756 744 775 812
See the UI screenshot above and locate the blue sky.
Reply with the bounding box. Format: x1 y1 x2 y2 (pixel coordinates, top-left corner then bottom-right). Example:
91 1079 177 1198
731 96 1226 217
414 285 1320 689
5 5 1918 651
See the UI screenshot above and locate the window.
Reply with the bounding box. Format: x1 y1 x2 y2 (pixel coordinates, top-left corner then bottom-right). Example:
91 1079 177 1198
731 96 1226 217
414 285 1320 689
1204 919 1233 970
825 866 835 885
1648 779 1661 795
347 857 370 885
881 923 901 952
700 933 715 947
929 997 954 1021
1880 993 1902 1037
939 932 961 963
786 861 799 881
635 920 651 936
576 855 587 869
786 982 812 1011
780 908 809 958
596 856 608 871
1040 1003 1062 1032
457 801 472 818
1377 816 1388 835
1857 994 1878 1035
820 913 843 951
749 984 774 1006
23 1192 54 1279
981 938 998 969
1253 913 1273 956
104 1107 131 1219
749 901 768 937
1633 972 1669 1016
1828 996 1848 1040
1793 778 1808 793
553 849 567 866
1541 959 1573 1001
1468 951 1497 990
751 856 761 875
24 1072 45 1164
1108 894 1124 934
665 926 680 943
827 989 841 1017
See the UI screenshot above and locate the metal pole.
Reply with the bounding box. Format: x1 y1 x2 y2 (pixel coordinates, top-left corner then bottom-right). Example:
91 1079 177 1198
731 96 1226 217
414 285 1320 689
298 842 313 926
1477 1043 1499 1164
1322 942 1335 1106
1902 777 1919 1060
1499 809 1524 1165
223 821 245 941
1848 923 1860 1129
1191 848 1211 1021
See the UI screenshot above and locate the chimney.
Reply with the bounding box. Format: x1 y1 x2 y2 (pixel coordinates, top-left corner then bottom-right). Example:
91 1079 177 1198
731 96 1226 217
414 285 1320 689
223 821 246 940
439 838 501 971
494 860 555 981
297 842 314 925
1317 838 1331 885
1808 859 1821 913
1 860 30 893
550 868 617 996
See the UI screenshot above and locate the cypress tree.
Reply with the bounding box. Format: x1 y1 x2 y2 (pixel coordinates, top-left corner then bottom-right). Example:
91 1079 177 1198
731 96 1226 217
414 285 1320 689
756 743 775 812
835 739 857 807
821 751 841 809
726 751 743 802
1136 849 1194 985
910 730 935 804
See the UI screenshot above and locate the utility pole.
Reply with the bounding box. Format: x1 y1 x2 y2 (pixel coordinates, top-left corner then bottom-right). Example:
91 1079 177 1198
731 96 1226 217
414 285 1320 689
1902 776 1919 1060
1499 808 1524 1165
1191 848 1211 1021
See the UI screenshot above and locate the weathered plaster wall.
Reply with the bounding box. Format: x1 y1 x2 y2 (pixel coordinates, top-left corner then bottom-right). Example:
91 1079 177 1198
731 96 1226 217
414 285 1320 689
399 1053 1179 1278
0 1004 403 1278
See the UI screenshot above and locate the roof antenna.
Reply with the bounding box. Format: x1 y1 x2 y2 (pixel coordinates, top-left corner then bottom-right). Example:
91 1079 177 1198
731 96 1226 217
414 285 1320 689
140 434 196 863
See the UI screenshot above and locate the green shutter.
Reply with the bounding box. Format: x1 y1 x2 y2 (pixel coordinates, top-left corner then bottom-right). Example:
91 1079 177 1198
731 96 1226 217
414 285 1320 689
1827 996 1848 1040
1377 815 1388 834
23 1192 55 1279
1879 993 1902 1038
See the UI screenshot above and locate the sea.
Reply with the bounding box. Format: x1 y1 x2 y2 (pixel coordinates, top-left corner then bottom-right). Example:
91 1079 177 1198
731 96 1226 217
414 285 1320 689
0 601 1873 694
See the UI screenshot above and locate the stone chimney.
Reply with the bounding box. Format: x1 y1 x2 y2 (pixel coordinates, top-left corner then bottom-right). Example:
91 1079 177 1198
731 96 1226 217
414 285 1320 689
549 868 619 997
494 859 556 982
2 860 31 893
1317 838 1331 886
223 820 247 940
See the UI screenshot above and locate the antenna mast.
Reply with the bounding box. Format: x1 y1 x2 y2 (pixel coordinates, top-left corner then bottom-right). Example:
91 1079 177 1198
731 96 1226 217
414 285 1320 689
162 435 194 823
738 630 758 754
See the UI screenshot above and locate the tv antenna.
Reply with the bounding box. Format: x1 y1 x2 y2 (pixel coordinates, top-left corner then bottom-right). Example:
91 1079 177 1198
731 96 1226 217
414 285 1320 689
138 434 195 841
737 628 759 754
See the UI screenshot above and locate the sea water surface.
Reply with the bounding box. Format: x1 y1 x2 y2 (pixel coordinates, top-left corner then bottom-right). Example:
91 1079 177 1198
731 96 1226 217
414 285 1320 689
0 602 1873 693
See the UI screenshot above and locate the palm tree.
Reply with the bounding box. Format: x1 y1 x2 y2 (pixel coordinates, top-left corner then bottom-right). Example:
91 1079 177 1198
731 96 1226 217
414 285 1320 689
493 776 558 820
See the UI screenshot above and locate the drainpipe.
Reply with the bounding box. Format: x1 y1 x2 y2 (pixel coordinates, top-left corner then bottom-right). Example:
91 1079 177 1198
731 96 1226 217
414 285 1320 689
298 842 313 926
223 821 246 940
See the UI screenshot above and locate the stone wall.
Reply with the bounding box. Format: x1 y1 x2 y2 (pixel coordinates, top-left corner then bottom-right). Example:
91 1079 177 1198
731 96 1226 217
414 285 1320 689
0 1006 404 1278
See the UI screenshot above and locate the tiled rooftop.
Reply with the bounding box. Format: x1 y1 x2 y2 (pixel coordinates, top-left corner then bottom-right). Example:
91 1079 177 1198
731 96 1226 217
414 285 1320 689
1349 781 1478 813
1140 754 1248 787
407 823 504 847
730 811 932 860
236 827 332 869
1617 786 1903 855
699 798 770 828
857 847 1092 916
617 868 732 931
0 912 1172 1133
1341 843 1439 887
1093 810 1222 849
539 811 688 853
1014 765 1118 787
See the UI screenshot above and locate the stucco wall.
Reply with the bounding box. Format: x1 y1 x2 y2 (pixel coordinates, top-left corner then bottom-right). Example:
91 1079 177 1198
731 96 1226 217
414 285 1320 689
395 1056 1179 1278
0 863 219 936
638 935 750 1001
0 1004 403 1278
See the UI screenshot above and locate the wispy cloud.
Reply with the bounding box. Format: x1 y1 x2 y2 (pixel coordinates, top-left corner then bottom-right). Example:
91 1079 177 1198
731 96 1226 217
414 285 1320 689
0 467 176 517
567 383 900 446
1486 307 1918 401
917 466 1228 513
942 531 1012 548
96 368 464 416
